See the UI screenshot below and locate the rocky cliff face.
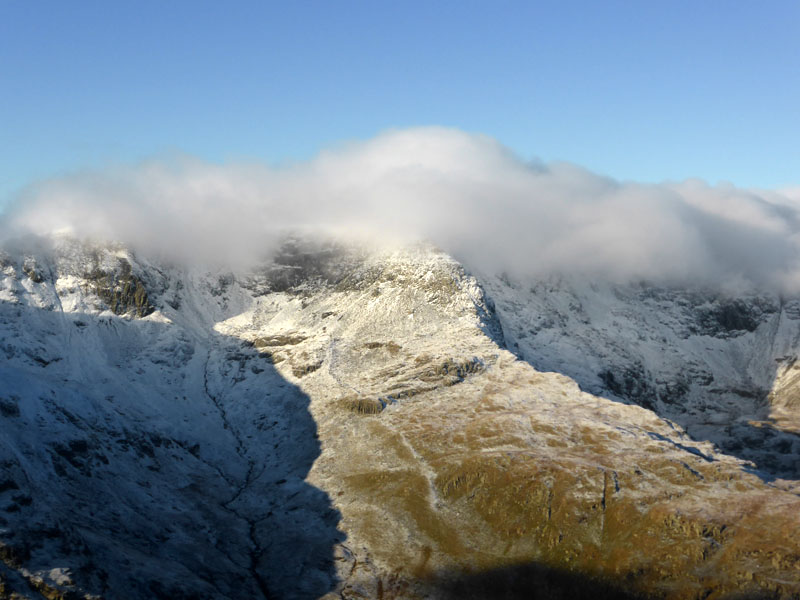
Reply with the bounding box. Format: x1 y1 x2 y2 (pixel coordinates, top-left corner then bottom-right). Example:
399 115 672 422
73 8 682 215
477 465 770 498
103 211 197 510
1 236 800 599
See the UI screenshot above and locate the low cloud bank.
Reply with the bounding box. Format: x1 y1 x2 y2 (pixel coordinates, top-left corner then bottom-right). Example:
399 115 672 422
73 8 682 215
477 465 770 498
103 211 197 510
3 127 800 292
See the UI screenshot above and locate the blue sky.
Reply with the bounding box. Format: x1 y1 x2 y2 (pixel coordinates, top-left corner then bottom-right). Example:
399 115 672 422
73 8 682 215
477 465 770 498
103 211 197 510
2 0 799 208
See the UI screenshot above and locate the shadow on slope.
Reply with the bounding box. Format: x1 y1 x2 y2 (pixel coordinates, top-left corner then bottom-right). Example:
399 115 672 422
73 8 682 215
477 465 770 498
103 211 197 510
0 299 342 599
522 353 800 483
598 376 800 483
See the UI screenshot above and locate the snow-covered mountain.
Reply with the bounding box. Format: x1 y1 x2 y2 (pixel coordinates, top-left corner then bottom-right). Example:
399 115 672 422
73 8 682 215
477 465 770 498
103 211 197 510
481 273 800 479
1 235 800 599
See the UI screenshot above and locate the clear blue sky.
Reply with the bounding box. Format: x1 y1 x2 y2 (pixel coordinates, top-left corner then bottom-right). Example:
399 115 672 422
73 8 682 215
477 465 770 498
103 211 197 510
2 0 799 208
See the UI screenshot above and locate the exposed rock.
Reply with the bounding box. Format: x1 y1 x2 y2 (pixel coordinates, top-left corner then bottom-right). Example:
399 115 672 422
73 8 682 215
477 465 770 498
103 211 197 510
83 257 154 318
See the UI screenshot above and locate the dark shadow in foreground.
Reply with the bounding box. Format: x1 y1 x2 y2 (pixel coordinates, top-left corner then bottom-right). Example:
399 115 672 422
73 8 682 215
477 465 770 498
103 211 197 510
425 563 778 600
426 564 646 600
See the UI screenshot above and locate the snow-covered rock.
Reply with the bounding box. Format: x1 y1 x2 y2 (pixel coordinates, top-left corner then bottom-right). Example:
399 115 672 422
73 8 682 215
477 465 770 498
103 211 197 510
1 236 799 599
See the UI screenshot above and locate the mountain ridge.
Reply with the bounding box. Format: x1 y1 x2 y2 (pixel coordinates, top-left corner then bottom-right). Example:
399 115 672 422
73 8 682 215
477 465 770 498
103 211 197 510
1 235 800 599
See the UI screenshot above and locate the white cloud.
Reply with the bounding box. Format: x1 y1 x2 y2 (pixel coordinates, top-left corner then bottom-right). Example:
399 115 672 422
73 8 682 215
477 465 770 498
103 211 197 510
3 127 800 291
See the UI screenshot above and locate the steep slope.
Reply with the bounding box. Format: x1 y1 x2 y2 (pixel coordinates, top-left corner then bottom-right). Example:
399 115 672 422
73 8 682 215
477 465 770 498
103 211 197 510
1 236 800 599
0 237 340 599
478 273 800 479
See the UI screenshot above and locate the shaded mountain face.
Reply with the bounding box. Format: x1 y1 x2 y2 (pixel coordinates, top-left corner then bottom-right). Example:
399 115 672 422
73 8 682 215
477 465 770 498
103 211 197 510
1 235 800 600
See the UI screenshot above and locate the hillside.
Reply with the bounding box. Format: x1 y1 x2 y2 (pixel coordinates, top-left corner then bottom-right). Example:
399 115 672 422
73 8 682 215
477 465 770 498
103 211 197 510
1 236 799 599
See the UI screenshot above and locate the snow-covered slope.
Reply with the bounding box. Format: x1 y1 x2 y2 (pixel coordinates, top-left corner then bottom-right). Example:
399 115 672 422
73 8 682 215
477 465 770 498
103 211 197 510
479 272 800 479
0 237 340 599
1 235 800 599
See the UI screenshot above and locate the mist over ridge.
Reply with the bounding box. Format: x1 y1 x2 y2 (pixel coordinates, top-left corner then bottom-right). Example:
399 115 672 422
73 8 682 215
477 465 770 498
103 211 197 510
3 127 799 292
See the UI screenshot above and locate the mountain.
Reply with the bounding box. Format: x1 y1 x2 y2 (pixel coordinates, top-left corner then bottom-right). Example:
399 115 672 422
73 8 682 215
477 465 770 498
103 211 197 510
481 273 800 480
1 235 799 599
